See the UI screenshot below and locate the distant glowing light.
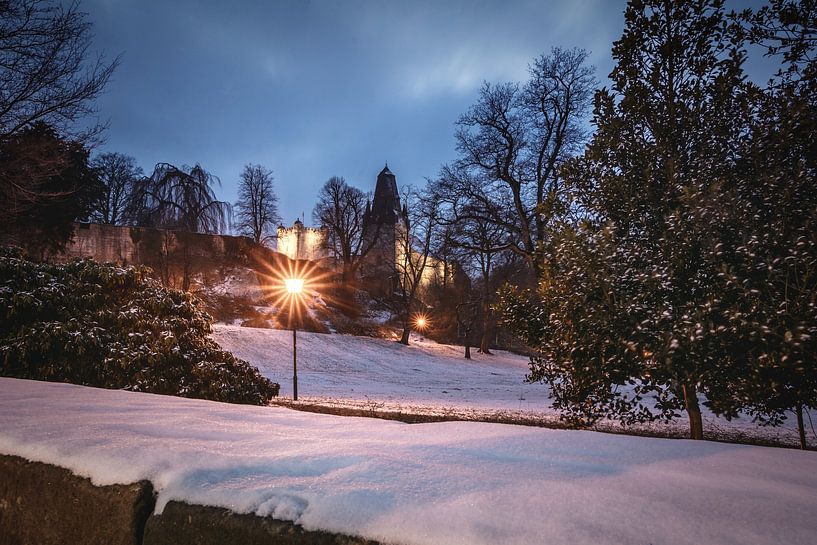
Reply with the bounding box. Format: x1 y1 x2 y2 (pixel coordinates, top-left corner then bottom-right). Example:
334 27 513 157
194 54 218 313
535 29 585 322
414 314 429 330
285 278 304 294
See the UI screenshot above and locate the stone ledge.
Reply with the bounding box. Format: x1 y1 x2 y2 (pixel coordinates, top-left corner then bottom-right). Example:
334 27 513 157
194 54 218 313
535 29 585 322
0 454 382 545
144 501 381 545
0 454 155 545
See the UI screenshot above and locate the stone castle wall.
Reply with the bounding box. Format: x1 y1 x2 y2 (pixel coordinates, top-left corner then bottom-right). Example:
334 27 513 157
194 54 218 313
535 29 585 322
52 223 325 297
58 223 258 267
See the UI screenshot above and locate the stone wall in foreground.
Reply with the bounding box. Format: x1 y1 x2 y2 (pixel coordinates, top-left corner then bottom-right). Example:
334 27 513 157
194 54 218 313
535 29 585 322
0 455 154 545
0 454 379 545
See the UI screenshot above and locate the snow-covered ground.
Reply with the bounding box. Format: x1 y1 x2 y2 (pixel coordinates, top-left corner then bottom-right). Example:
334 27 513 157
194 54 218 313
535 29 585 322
2 378 815 545
213 324 814 446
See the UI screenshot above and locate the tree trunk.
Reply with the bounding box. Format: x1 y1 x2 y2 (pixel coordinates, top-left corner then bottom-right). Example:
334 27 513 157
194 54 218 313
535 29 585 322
796 403 806 450
337 285 355 314
399 326 411 345
182 261 191 292
180 233 192 292
480 280 493 355
682 382 703 440
479 332 492 354
464 343 471 359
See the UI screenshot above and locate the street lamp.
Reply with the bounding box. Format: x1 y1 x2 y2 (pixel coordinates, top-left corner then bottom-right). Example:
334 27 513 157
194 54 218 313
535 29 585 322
285 277 304 401
414 313 429 333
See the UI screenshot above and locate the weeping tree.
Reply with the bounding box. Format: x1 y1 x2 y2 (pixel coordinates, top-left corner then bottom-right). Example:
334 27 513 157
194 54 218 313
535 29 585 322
127 163 230 290
128 163 230 233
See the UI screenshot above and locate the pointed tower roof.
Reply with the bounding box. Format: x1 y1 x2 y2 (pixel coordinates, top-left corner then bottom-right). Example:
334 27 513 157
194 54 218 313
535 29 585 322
369 164 401 224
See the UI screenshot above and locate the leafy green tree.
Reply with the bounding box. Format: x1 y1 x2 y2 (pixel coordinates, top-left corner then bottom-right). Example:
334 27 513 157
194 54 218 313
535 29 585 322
500 0 752 440
708 0 817 448
0 249 279 404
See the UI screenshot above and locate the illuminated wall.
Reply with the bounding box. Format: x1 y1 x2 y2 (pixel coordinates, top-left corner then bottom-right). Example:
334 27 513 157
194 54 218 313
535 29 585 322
276 221 327 262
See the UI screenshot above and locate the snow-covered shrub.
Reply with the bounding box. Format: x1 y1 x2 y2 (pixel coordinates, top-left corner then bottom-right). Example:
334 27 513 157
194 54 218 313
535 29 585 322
0 249 279 404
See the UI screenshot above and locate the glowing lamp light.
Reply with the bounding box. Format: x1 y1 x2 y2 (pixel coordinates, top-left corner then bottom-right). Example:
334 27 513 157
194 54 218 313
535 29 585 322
285 278 304 294
414 315 429 331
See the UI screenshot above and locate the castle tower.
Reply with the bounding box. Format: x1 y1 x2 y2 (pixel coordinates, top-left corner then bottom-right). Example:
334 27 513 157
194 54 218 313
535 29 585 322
365 165 401 226
277 219 327 262
361 165 405 296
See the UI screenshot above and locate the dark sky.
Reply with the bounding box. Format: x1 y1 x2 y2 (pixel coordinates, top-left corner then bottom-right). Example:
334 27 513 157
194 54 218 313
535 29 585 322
83 0 768 229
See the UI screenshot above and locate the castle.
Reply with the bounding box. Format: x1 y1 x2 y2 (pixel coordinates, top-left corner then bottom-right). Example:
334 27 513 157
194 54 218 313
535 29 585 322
276 165 446 297
275 165 404 266
275 219 329 265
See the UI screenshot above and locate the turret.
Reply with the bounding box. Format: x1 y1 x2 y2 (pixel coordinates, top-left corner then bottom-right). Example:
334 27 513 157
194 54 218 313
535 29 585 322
367 165 401 225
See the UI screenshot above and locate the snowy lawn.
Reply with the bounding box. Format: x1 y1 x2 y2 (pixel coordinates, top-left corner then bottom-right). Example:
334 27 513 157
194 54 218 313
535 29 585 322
213 324 813 446
1 378 815 545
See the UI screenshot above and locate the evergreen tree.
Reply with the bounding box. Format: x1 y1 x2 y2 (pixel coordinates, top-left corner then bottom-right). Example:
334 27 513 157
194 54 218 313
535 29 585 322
0 122 102 258
0 249 279 404
500 0 752 440
708 0 817 448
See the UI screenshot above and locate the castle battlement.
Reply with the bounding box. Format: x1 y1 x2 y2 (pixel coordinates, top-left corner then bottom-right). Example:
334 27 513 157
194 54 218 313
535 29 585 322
276 219 328 263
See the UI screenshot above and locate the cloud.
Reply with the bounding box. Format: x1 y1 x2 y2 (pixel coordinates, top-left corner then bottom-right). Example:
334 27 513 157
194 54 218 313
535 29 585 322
400 46 529 99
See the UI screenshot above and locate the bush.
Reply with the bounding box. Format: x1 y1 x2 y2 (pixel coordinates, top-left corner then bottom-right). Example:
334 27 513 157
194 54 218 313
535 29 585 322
0 249 279 404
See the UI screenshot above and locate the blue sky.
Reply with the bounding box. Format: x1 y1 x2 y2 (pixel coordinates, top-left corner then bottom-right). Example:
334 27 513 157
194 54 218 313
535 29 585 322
83 0 767 228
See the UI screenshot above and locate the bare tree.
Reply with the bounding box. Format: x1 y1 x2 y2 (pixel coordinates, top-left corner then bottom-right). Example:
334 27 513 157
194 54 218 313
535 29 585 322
313 177 381 282
89 152 143 224
456 298 480 359
0 1 116 253
444 48 595 275
0 0 118 141
392 186 440 345
234 164 280 245
449 214 507 354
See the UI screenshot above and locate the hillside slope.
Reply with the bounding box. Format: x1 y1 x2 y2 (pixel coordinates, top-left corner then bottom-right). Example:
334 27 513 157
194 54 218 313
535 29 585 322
213 325 813 447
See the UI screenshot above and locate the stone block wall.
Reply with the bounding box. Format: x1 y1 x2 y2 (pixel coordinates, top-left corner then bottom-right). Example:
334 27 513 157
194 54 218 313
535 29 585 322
0 455 154 545
0 454 379 545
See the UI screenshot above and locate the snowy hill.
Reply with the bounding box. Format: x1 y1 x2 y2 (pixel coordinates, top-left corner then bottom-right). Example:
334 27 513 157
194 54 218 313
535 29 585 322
2 378 816 545
213 324 813 446
213 324 543 412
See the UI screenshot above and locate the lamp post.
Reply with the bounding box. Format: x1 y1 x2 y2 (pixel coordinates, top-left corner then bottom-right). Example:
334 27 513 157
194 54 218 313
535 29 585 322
285 278 304 401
